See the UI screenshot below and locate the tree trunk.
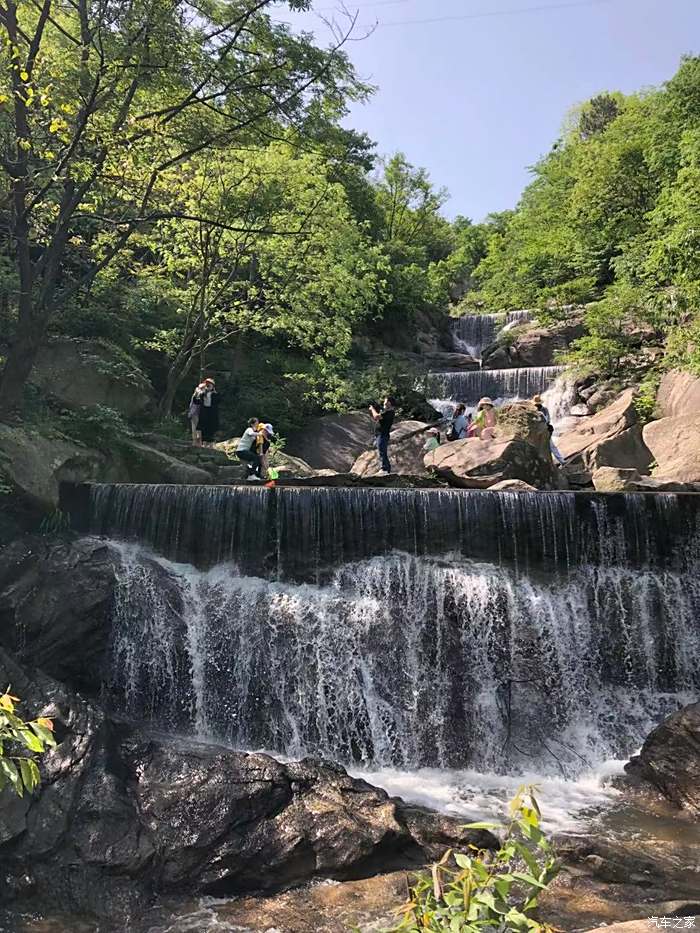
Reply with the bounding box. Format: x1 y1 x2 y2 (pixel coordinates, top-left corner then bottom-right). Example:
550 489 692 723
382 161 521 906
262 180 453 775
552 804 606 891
159 353 194 417
0 310 46 418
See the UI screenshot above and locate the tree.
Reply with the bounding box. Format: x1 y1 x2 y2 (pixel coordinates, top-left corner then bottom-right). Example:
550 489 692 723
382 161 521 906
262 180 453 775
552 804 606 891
578 93 621 140
143 142 388 413
0 0 365 416
0 689 55 797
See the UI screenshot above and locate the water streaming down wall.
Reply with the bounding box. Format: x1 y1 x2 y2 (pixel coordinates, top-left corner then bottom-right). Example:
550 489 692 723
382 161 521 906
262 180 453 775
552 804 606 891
108 540 700 775
73 483 700 579
452 313 504 358
505 310 533 326
64 481 700 775
424 366 566 407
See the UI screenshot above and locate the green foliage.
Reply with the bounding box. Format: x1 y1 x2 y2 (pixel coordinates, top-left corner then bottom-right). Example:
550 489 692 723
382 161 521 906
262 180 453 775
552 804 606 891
635 373 661 424
0 691 56 798
387 788 559 932
58 405 134 449
38 509 70 536
473 56 700 384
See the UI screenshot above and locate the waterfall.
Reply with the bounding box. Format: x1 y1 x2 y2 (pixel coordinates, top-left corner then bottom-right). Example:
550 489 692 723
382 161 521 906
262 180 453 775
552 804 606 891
425 366 565 408
452 313 504 358
107 542 700 776
69 484 700 579
505 310 533 326
73 484 700 777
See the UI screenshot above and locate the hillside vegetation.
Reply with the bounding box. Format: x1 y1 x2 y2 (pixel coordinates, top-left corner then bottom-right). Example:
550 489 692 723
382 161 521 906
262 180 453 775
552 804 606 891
0 0 698 433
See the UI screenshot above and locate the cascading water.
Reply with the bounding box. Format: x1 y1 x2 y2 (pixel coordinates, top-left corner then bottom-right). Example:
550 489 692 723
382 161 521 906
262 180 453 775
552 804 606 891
452 313 504 358
425 365 565 410
65 483 700 782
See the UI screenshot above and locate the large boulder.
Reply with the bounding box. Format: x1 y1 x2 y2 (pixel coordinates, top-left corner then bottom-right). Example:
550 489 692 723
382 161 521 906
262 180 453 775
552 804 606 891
0 537 120 694
481 318 585 370
30 338 153 416
425 437 556 489
425 402 558 490
656 369 700 418
285 412 374 471
643 414 700 484
0 423 105 509
351 420 435 478
0 649 496 919
624 703 700 816
119 438 215 485
557 389 653 473
592 467 698 493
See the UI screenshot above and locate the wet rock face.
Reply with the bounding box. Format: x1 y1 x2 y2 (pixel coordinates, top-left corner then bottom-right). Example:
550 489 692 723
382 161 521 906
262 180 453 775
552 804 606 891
625 703 700 816
0 536 120 693
0 649 496 920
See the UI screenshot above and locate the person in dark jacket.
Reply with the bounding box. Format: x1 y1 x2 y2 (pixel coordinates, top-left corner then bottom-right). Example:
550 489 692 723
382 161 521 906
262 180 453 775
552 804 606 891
369 397 396 474
198 378 220 445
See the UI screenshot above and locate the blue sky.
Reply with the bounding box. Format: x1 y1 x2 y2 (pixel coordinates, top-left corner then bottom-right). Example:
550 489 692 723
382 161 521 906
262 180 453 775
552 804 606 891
280 0 700 220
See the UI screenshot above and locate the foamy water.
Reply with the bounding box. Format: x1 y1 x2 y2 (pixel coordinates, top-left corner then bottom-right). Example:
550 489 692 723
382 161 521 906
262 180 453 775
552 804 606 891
354 761 625 835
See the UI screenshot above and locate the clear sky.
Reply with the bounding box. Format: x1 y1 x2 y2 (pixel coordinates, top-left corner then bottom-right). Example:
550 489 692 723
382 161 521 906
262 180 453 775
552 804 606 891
279 0 700 220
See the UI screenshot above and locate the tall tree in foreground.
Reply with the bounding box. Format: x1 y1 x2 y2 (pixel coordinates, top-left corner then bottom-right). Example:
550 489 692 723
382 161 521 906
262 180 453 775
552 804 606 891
0 0 364 416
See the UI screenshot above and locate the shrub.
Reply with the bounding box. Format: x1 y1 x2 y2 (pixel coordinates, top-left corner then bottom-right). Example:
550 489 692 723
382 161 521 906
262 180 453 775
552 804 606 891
0 691 56 797
386 788 559 932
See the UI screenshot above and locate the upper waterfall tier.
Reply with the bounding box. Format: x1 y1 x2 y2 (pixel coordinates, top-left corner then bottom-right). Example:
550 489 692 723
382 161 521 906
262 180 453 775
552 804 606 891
64 483 700 580
451 311 534 359
452 313 503 358
424 366 565 406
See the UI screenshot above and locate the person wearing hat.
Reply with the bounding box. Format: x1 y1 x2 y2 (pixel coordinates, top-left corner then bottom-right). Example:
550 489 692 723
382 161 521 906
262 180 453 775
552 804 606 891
422 427 441 453
532 394 551 425
474 397 497 439
198 377 220 446
257 422 276 479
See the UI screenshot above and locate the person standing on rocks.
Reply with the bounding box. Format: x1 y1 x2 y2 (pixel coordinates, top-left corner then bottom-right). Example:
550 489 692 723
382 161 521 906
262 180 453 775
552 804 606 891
532 394 551 425
198 378 220 446
369 397 396 475
188 380 207 446
533 394 565 465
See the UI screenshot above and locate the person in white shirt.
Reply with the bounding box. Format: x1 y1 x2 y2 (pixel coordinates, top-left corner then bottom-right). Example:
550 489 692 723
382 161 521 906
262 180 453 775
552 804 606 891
236 417 262 481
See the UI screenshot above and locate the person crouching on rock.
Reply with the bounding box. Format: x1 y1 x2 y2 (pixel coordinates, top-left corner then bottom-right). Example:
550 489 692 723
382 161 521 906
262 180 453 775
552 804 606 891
198 378 220 447
236 417 263 481
474 397 497 440
369 397 396 475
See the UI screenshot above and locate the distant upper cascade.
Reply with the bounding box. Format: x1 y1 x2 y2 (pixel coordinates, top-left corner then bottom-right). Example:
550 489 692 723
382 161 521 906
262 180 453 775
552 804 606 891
425 366 565 407
451 310 534 360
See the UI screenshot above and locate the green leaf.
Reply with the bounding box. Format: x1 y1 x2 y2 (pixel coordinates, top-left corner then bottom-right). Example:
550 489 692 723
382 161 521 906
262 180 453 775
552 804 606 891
29 721 56 747
1 758 22 796
18 757 39 793
453 852 472 869
463 821 499 831
19 728 44 753
510 871 547 890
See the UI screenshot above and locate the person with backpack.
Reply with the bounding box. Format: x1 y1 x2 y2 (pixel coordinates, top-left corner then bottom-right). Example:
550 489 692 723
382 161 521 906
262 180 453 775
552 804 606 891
448 404 470 441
